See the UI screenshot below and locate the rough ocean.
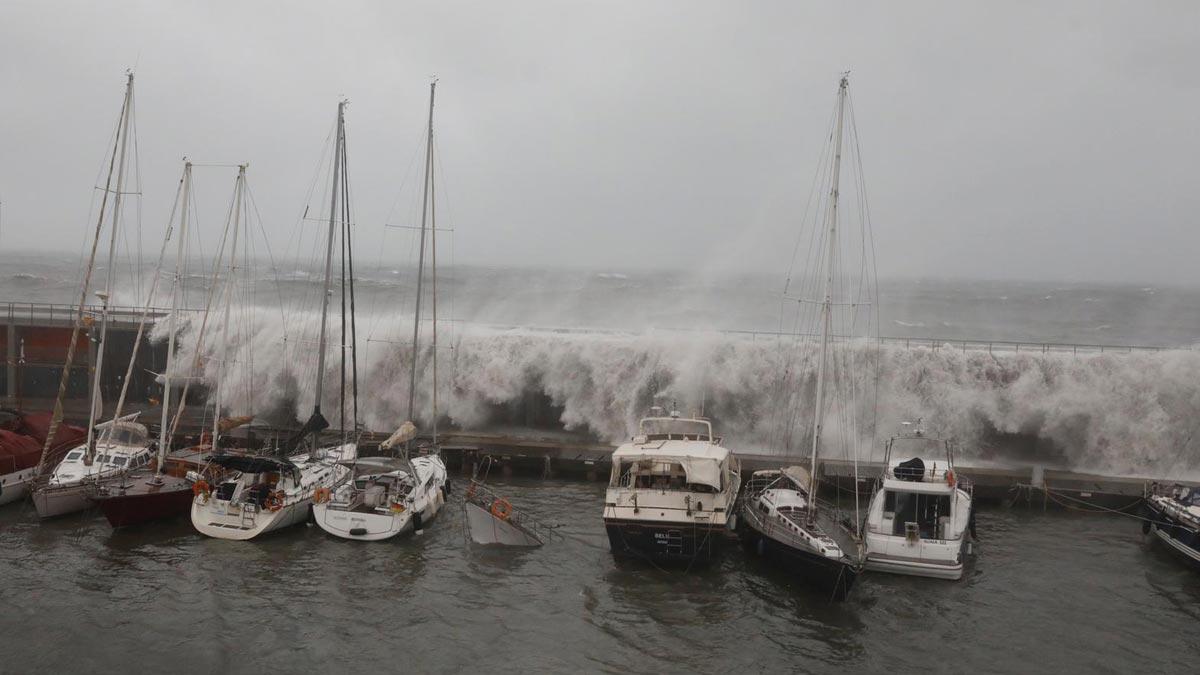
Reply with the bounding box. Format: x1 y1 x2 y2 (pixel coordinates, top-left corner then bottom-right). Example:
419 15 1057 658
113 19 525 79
4 250 1200 478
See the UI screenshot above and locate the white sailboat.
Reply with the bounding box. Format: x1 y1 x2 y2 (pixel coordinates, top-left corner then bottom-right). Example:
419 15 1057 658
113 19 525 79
191 102 357 540
314 82 448 542
863 421 975 579
33 72 154 518
737 74 874 600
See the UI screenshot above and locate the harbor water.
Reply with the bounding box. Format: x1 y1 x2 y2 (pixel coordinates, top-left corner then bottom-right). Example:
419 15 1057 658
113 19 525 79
2 478 1196 673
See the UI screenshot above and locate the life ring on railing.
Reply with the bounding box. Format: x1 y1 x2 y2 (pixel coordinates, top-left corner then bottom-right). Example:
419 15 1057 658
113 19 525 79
490 498 513 521
192 480 211 503
265 490 285 512
313 487 331 504
946 470 956 487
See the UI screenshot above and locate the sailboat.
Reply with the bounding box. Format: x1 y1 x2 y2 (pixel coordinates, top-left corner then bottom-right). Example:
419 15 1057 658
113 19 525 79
33 72 156 518
190 103 358 540
313 82 448 542
89 162 240 528
737 74 874 600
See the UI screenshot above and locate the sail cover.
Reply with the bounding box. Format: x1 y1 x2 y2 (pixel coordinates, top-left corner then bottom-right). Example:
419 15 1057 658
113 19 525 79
380 421 417 451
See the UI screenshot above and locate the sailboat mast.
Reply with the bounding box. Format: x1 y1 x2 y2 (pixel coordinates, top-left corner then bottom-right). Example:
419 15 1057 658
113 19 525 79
36 72 134 473
156 162 191 475
86 71 136 462
211 165 245 453
430 111 439 447
314 102 345 424
808 74 849 516
407 81 436 433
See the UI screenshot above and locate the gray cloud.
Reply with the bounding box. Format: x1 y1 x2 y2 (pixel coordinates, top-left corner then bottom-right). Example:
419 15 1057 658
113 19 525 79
1 0 1197 283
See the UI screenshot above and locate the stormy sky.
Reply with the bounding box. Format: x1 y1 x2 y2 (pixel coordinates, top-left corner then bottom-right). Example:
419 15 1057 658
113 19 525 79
1 1 1197 283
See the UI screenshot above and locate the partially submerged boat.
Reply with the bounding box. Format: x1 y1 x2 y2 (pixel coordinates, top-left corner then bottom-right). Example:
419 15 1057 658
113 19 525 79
1143 483 1200 567
862 423 975 580
603 409 740 565
462 458 551 547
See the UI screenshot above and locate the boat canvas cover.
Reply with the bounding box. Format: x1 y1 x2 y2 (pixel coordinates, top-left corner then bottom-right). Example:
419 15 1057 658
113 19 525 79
613 441 729 490
0 411 87 473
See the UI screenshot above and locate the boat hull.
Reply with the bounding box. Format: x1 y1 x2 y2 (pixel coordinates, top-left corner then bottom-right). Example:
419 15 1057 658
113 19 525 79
464 501 542 546
0 468 36 506
738 519 858 600
1146 499 1200 567
92 477 193 528
862 540 967 580
314 489 443 541
191 497 313 540
604 517 725 565
33 482 94 518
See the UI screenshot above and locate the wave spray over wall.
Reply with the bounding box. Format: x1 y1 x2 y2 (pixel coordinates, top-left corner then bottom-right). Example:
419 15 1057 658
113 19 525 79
163 307 1200 480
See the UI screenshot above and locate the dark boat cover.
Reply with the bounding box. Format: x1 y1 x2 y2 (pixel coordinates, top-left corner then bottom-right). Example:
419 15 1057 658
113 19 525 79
894 457 926 481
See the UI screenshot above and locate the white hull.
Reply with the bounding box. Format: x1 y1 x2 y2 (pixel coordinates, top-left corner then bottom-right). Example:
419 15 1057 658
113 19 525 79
0 468 36 506
191 444 356 541
33 482 96 518
314 489 444 541
863 544 967 580
464 501 543 547
191 497 314 540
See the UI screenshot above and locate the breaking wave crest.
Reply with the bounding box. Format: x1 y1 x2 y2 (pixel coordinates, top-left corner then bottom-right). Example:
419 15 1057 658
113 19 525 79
160 308 1200 478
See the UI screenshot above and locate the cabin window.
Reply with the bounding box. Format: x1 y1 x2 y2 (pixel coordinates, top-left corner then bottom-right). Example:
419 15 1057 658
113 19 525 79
888 491 952 538
66 451 83 461
110 457 128 467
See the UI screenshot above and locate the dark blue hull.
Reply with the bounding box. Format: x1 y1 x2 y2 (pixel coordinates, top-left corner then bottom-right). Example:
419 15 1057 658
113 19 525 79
604 517 725 566
738 519 858 601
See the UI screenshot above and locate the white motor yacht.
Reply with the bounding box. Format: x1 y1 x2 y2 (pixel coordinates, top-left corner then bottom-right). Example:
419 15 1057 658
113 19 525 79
603 409 740 565
863 423 975 580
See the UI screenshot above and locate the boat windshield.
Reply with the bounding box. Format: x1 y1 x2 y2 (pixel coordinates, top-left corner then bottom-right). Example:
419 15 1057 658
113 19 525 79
101 424 147 446
639 418 712 441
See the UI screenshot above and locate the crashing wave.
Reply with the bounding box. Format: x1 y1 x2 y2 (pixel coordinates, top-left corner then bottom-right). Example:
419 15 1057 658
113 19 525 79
157 306 1200 479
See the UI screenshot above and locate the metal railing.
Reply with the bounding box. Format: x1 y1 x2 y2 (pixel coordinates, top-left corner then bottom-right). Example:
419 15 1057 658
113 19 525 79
1 299 1175 355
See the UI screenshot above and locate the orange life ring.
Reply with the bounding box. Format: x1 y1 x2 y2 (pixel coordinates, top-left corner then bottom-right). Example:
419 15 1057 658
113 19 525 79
313 487 331 504
265 490 285 512
490 498 513 521
946 470 956 487
192 480 211 502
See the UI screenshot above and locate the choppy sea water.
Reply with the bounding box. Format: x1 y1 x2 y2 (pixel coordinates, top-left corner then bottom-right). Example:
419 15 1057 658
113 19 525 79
2 479 1197 673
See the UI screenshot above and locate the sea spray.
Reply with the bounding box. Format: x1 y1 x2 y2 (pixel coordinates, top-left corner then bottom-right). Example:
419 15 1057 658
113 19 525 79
156 306 1200 477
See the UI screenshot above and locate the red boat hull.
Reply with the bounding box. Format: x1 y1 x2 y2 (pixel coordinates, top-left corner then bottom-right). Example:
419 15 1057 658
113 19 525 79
93 478 194 528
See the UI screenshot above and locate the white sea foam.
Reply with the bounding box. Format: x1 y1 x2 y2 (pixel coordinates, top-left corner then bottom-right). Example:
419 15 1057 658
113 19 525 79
160 307 1200 478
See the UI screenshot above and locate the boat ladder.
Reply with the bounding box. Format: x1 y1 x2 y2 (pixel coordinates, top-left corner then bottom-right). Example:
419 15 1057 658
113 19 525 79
241 503 258 528
666 529 684 555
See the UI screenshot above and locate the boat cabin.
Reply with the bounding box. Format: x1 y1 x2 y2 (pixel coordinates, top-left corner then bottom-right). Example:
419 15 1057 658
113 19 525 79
874 433 966 541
